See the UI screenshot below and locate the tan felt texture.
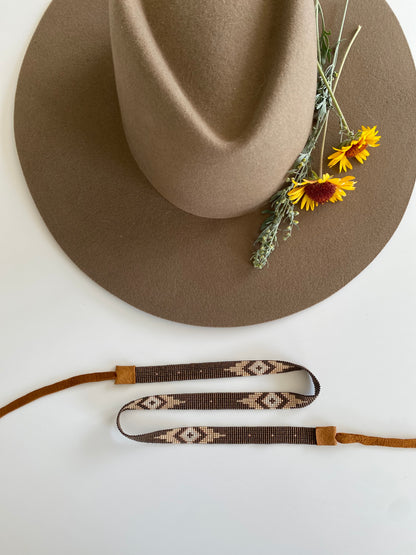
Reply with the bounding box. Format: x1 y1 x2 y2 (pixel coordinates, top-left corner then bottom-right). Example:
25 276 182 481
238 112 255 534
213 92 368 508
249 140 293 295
110 0 316 218
14 0 416 327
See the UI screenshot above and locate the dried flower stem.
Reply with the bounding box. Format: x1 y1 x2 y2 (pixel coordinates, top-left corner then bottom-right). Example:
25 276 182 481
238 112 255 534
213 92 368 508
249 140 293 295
331 0 350 76
317 62 351 134
317 0 350 177
251 0 359 269
318 25 362 176
315 1 326 65
335 25 362 88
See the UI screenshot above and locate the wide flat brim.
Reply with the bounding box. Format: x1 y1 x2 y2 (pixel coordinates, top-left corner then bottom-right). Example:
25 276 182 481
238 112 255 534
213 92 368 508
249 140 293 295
14 0 416 327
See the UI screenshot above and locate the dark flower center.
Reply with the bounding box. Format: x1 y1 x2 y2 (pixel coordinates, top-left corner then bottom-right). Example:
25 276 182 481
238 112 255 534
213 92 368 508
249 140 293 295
306 181 336 204
346 142 367 158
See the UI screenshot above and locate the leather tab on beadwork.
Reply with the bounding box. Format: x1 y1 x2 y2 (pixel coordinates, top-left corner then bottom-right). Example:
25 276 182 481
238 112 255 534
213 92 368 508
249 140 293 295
316 426 337 446
115 366 136 384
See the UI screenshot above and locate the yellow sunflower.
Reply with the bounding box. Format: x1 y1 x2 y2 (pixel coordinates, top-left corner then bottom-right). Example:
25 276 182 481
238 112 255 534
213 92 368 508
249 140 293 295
328 126 381 173
288 173 356 211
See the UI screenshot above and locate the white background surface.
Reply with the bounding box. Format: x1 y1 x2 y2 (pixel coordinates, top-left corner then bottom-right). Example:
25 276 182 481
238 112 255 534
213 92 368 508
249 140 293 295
1 1 415 554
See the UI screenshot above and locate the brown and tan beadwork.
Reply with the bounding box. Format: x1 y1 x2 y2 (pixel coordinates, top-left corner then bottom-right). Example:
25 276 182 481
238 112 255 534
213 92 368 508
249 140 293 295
116 360 321 445
2 360 415 448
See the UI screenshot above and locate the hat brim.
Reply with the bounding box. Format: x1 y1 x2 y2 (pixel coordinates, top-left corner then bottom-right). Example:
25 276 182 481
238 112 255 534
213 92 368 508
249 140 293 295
14 0 416 327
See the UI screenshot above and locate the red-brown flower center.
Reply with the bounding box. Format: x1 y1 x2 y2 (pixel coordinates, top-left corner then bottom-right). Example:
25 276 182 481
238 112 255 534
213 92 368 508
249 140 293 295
346 142 368 158
305 181 336 204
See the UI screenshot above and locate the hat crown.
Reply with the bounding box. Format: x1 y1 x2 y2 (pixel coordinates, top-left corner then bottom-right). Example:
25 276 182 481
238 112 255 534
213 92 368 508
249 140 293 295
109 0 317 218
141 0 283 141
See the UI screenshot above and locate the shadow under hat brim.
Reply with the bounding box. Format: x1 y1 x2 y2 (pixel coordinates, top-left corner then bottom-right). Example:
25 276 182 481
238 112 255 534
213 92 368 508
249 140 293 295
14 0 416 327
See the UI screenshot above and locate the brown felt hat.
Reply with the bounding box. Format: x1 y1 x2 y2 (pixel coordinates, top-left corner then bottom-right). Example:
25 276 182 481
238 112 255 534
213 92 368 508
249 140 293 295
14 0 416 326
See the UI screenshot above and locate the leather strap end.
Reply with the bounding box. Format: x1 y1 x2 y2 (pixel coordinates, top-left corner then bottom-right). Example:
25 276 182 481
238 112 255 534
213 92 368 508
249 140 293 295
316 426 337 446
115 366 136 384
336 432 416 448
0 370 117 419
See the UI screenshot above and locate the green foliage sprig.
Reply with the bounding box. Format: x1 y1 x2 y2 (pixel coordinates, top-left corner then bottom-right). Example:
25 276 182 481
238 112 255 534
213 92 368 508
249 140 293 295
251 0 354 269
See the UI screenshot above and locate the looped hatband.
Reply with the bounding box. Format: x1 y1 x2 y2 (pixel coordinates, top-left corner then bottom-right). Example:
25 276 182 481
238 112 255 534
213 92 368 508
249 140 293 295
116 360 323 445
2 360 416 448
